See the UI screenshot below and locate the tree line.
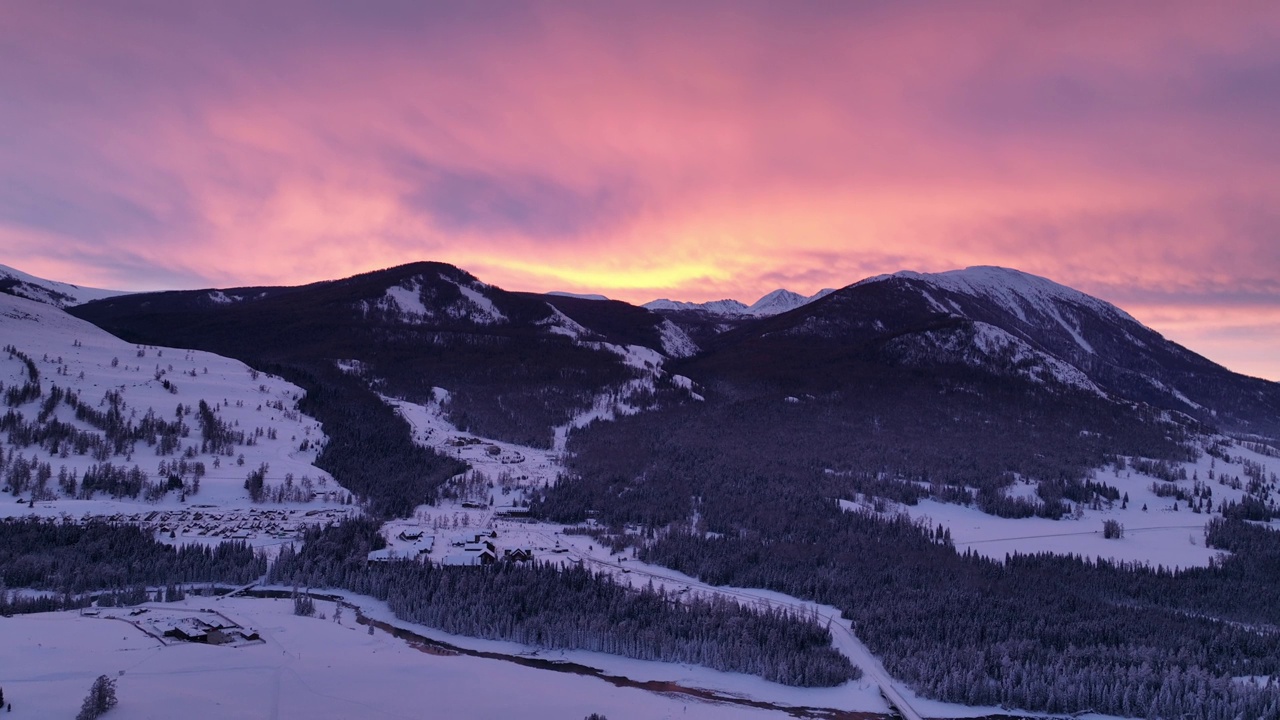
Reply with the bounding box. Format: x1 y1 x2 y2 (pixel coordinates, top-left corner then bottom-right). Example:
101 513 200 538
267 519 857 688
0 516 857 690
0 518 265 594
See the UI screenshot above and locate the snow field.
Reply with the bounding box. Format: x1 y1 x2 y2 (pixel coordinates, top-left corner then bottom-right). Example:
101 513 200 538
0 599 797 720
849 438 1279 570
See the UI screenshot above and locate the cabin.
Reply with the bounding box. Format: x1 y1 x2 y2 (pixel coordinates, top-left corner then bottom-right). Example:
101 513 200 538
164 618 214 643
206 629 235 645
441 546 497 566
440 550 495 566
367 548 401 563
463 539 497 554
503 547 533 562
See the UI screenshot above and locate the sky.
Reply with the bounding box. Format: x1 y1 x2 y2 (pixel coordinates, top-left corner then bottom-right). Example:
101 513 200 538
2 1 1279 379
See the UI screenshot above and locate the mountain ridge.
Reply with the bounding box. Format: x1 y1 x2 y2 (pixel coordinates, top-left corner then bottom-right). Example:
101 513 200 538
0 258 1269 442
0 263 127 308
682 264 1280 439
643 287 835 317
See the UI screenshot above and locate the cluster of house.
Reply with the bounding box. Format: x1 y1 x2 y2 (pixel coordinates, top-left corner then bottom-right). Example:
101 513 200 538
365 529 438 562
367 529 533 566
442 532 535 565
102 506 354 540
445 436 529 465
159 616 261 645
89 608 263 646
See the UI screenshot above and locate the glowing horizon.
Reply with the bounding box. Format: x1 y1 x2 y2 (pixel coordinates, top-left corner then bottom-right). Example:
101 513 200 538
3 1 1279 379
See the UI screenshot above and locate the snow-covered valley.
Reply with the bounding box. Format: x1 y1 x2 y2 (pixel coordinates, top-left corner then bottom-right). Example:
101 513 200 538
5 260 1280 720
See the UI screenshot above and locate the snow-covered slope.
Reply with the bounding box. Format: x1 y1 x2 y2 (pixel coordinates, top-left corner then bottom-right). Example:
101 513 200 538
656 318 699 358
774 265 1280 437
0 292 350 523
847 266 1172 368
859 266 1138 329
882 320 1102 393
0 263 127 308
367 272 508 325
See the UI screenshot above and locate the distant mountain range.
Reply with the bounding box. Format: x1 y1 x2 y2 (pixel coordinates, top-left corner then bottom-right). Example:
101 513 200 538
644 287 835 317
3 260 1276 443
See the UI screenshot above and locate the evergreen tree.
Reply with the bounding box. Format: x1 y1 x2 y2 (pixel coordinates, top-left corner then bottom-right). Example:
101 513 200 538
75 675 117 720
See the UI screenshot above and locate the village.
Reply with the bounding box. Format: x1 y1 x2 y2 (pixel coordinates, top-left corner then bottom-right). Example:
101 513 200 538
4 504 358 547
141 506 356 543
372 501 569 567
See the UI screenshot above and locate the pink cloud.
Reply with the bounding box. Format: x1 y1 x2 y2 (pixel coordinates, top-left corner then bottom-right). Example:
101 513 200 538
2 1 1279 377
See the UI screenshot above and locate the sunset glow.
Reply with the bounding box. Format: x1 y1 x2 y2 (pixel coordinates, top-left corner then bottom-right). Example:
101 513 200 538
3 1 1279 378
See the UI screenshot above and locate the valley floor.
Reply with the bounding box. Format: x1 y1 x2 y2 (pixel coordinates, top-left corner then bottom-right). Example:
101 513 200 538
0 598 807 720
0 592 1133 720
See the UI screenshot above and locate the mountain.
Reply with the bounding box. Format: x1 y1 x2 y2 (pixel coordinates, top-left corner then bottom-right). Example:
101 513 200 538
643 297 750 315
745 288 834 316
64 260 1280 448
0 263 126 308
702 266 1280 439
70 262 700 454
547 263 1280 536
643 288 834 317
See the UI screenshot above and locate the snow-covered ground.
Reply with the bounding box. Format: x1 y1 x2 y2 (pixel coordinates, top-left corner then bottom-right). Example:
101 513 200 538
0 293 352 533
0 599 808 720
844 438 1278 570
0 587 1133 720
858 497 1222 570
387 389 563 492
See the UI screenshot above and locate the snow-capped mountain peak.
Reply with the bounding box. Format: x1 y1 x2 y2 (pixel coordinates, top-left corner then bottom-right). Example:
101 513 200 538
643 298 750 315
644 288 832 317
861 266 1137 326
746 289 811 316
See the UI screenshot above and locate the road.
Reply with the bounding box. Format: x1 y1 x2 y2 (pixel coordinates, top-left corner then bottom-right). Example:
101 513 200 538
529 528 926 720
954 522 1207 546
